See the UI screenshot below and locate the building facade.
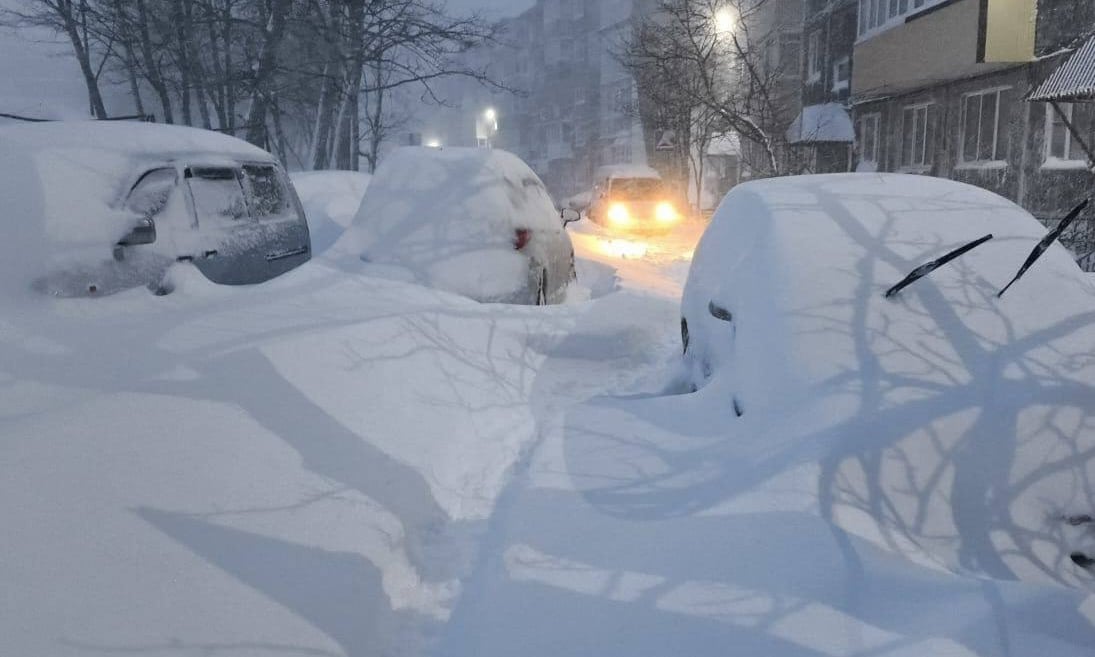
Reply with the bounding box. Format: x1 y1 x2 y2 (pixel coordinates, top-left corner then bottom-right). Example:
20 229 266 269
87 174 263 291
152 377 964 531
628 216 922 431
789 0 858 172
849 0 1095 264
446 0 648 201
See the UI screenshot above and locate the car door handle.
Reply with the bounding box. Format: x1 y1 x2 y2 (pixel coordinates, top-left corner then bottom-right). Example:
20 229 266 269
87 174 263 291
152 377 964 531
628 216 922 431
266 246 308 262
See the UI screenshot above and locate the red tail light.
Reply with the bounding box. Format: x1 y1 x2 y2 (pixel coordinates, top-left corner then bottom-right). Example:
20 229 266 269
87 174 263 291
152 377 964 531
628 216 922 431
514 228 531 250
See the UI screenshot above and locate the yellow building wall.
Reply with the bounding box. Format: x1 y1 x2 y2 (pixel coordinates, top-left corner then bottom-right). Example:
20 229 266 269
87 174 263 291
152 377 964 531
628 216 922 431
982 0 1037 63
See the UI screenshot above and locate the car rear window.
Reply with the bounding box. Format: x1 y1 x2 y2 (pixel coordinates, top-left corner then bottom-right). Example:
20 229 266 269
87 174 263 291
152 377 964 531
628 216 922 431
242 164 296 220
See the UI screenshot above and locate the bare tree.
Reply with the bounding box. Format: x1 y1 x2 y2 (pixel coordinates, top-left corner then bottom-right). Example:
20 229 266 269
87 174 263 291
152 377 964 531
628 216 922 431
3 0 111 118
5 0 506 171
619 0 804 179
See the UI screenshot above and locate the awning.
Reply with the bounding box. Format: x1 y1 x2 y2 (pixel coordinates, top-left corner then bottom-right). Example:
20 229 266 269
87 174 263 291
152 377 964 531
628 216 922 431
786 103 855 145
1028 35 1095 102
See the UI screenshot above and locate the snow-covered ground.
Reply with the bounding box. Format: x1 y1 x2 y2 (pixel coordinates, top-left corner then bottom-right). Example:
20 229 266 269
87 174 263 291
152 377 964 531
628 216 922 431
3 172 1095 656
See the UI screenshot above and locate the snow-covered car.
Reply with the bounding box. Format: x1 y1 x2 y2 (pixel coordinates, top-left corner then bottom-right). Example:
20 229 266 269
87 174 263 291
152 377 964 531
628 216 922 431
587 165 683 233
342 146 575 304
681 173 1095 587
0 121 311 298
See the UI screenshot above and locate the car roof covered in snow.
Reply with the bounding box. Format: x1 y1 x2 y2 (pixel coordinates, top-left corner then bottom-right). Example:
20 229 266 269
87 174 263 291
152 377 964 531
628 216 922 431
0 122 274 299
0 120 272 162
687 173 1095 405
684 173 1095 584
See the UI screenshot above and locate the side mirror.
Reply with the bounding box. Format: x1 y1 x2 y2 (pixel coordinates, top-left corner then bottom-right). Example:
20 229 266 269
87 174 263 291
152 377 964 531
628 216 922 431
708 301 733 322
118 217 157 247
561 208 581 225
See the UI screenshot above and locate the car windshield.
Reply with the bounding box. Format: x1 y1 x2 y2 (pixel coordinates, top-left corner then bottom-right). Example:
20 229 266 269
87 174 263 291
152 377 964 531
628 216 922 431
610 178 666 201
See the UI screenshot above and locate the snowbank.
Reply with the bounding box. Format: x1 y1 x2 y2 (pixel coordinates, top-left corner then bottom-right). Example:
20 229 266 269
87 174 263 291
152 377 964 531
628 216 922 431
291 170 372 253
338 147 568 302
683 173 1095 587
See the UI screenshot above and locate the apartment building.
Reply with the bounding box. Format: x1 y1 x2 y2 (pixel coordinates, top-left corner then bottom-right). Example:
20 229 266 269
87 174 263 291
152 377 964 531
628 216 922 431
739 0 807 177
849 0 1095 262
446 0 648 200
788 0 857 172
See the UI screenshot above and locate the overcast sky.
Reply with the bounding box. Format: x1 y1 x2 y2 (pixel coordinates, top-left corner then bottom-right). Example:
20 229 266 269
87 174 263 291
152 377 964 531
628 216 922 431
447 0 535 19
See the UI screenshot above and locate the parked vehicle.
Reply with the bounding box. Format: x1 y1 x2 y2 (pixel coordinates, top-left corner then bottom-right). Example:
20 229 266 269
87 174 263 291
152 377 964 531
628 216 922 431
681 173 1095 586
345 146 576 305
0 121 311 298
586 165 683 233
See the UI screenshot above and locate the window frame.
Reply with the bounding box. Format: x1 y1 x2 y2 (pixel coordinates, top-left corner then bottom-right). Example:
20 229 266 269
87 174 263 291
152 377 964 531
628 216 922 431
958 87 1010 166
857 112 881 167
858 0 947 40
832 56 851 93
1043 103 1090 168
900 102 935 171
806 30 822 82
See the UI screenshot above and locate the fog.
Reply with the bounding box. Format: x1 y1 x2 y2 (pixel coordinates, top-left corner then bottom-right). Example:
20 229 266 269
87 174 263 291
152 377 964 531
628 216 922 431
446 0 535 17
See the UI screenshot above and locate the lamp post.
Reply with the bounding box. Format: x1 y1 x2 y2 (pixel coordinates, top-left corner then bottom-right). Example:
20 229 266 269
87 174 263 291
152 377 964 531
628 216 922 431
477 107 499 148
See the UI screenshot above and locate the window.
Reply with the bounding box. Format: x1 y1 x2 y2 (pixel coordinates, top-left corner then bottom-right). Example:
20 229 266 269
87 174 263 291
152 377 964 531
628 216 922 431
127 168 178 219
1044 103 1088 165
901 104 935 168
806 31 822 82
832 56 850 93
961 88 1008 163
187 167 248 224
857 113 881 167
858 0 944 38
242 165 295 219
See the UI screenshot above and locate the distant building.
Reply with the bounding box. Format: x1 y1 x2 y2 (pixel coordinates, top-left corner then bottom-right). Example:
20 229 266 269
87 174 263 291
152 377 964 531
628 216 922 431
788 0 857 172
438 0 648 201
736 0 806 178
849 0 1095 265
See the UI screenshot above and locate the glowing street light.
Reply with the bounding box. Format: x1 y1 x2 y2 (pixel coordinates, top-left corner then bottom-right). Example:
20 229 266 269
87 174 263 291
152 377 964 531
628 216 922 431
478 107 499 148
714 6 735 36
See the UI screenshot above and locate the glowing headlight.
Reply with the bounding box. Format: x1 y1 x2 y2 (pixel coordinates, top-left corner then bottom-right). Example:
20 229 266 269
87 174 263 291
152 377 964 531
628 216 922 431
607 203 632 226
655 202 679 224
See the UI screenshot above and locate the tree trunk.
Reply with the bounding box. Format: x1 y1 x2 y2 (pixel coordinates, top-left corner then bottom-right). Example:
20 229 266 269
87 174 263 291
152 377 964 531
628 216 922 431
58 1 108 118
244 0 292 146
134 0 175 123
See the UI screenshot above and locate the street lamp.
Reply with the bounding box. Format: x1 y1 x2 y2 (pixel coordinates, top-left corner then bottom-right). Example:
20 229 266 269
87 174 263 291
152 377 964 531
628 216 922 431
478 107 499 148
714 6 735 36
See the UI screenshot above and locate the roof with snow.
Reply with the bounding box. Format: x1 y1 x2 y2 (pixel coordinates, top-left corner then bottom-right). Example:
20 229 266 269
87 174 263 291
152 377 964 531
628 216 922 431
1029 35 1095 102
786 103 855 144
0 121 271 161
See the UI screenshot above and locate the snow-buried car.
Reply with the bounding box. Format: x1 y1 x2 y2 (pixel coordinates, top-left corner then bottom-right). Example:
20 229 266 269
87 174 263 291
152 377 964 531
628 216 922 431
682 173 1095 588
0 121 311 298
342 146 575 304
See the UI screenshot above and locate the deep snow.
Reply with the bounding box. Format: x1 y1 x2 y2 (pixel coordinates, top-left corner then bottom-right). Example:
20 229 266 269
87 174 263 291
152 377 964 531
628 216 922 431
2 170 1095 657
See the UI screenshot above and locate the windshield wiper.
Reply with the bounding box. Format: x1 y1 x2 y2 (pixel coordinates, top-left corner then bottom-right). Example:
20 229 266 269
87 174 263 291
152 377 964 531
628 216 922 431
997 198 1090 298
885 234 995 299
